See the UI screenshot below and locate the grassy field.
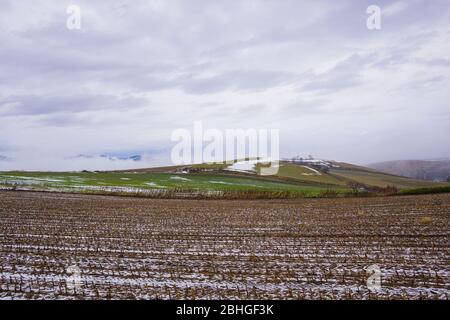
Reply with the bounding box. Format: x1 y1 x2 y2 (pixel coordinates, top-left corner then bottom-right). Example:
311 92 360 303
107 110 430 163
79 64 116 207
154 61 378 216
399 185 450 195
273 163 446 190
276 164 346 185
0 171 345 198
0 191 448 300
1 161 447 199
329 167 446 189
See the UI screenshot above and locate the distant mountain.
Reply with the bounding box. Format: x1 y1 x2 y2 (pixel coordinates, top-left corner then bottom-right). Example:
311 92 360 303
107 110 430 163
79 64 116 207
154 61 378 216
100 154 142 162
74 154 142 162
368 160 450 181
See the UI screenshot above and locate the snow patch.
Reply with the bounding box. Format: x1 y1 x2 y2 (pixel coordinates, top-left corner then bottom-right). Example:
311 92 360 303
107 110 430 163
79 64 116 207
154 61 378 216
300 165 322 175
170 176 191 181
145 182 166 188
209 180 234 185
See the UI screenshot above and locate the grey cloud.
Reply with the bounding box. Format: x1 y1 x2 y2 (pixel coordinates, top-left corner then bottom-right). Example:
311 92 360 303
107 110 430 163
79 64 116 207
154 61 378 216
281 99 330 117
0 0 449 169
420 58 450 67
0 94 148 116
112 68 298 94
37 113 93 127
301 54 377 93
180 70 297 94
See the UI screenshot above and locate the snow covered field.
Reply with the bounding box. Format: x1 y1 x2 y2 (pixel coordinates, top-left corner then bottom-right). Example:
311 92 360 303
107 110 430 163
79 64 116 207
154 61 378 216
0 191 448 300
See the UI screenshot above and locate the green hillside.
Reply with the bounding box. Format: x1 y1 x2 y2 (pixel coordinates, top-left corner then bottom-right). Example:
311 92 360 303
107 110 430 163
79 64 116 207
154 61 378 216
0 159 447 198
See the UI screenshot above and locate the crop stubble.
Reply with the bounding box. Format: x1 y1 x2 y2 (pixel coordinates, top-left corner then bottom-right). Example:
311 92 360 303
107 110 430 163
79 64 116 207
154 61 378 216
0 191 448 299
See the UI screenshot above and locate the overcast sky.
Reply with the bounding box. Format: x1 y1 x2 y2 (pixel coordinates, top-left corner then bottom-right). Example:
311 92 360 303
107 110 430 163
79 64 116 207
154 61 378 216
1 0 449 171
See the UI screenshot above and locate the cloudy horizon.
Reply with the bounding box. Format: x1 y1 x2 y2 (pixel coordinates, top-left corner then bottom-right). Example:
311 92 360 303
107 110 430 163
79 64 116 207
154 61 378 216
1 0 449 171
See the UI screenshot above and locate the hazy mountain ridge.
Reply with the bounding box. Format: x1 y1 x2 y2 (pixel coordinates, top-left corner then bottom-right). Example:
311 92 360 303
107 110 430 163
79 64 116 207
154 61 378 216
368 160 450 181
74 154 142 162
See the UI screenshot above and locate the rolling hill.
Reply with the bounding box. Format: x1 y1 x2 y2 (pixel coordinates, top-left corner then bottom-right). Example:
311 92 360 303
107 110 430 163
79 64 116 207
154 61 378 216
111 158 448 191
1 159 448 198
368 160 450 181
